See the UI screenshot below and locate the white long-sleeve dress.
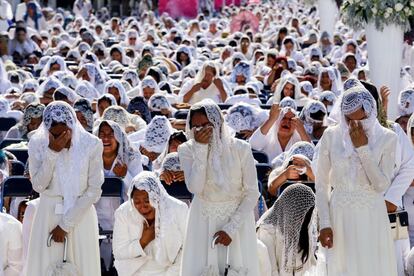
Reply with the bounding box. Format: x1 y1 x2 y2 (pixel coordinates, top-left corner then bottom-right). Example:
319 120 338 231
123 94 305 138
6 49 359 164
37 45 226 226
0 213 23 276
315 125 398 276
95 158 143 270
113 199 188 276
24 133 104 276
178 138 260 276
257 225 317 276
249 127 302 161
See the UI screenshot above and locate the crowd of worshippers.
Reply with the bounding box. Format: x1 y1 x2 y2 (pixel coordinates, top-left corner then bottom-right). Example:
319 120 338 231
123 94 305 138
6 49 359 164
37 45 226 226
2 0 414 276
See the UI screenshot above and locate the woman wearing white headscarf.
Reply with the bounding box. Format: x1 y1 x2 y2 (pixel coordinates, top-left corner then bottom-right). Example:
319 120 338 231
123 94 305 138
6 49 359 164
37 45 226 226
0 212 23 276
25 101 103 276
280 36 305 66
40 56 68 77
77 63 107 94
249 104 310 161
178 99 260 276
105 44 132 66
73 0 92 19
113 171 188 276
94 119 143 270
122 69 140 88
317 67 342 96
257 184 317 276
179 61 228 104
104 79 130 107
5 103 44 139
225 102 266 140
102 105 147 133
299 100 327 140
75 79 101 100
269 73 307 105
121 29 143 52
316 86 398 275
129 116 173 165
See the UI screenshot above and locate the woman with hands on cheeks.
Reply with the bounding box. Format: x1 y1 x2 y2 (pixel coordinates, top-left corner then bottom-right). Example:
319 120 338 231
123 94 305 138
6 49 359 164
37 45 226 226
180 61 228 104
250 103 311 161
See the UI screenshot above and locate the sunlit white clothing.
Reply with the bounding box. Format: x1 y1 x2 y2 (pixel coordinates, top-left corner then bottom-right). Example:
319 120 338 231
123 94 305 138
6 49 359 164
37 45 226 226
25 131 104 276
113 198 188 276
0 213 22 276
316 125 398 276
178 138 260 275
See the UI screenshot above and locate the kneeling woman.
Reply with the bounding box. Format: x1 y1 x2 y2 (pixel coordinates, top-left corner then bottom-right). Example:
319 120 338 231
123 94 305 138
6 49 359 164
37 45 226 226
113 171 188 276
257 184 317 276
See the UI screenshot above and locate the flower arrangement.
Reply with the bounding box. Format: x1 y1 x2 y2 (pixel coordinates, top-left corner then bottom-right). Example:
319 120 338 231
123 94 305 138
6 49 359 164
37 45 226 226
341 0 414 31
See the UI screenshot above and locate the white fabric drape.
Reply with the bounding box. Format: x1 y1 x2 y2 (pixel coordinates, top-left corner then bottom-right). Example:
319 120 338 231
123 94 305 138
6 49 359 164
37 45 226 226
365 22 404 120
317 0 338 39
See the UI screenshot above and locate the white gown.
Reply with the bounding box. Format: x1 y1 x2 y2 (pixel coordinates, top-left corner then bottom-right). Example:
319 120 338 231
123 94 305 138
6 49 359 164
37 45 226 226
257 225 317 276
179 80 223 105
0 213 23 276
315 125 398 276
24 133 104 276
249 126 302 161
178 138 260 276
113 199 188 276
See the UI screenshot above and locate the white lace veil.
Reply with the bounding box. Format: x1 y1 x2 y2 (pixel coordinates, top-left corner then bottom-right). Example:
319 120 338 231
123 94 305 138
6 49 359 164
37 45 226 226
143 116 174 153
94 120 141 164
407 112 414 146
102 106 131 129
339 85 380 158
225 102 262 132
40 56 68 77
185 99 232 190
398 88 414 117
273 74 303 104
161 152 181 172
104 79 130 106
257 183 316 274
148 94 172 111
300 100 327 134
29 101 86 214
127 171 182 263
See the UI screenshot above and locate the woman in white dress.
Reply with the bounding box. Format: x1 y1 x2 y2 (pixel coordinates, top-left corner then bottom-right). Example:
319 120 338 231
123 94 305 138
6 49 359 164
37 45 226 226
316 86 398 275
5 103 44 139
0 212 23 276
178 99 260 275
94 119 143 269
25 101 103 276
249 105 310 161
95 119 143 227
113 171 188 276
257 184 317 276
179 62 229 105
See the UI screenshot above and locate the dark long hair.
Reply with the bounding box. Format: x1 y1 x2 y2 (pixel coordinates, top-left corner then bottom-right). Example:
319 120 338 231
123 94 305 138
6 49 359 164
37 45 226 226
298 206 314 263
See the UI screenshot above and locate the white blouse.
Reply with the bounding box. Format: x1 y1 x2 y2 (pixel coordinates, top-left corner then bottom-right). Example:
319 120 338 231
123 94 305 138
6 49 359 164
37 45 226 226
113 200 188 276
315 125 397 229
178 138 259 235
249 127 302 161
257 225 316 276
0 213 23 276
28 131 104 232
